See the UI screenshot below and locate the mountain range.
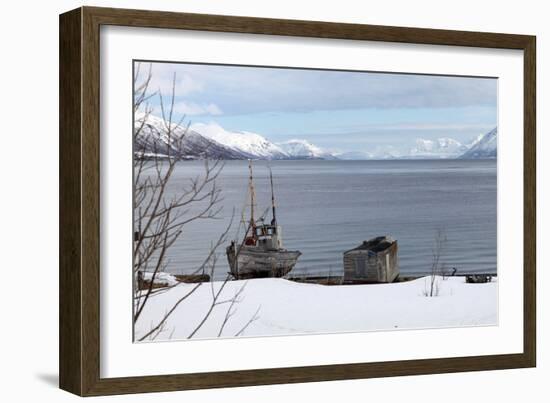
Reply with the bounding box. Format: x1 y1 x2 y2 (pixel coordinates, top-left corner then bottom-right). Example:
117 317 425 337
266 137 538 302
135 114 496 161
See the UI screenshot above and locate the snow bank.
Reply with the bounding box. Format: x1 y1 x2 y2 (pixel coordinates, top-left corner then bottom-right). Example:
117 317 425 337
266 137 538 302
134 276 497 342
142 271 179 287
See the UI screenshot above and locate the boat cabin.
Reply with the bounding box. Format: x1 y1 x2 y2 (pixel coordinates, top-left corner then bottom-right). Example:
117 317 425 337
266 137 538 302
254 224 283 250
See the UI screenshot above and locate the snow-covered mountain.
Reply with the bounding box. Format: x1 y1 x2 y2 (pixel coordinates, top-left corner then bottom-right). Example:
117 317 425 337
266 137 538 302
335 151 374 160
135 115 336 160
459 127 497 159
408 137 468 159
134 114 250 160
375 150 402 159
277 139 337 160
339 149 404 160
136 114 496 161
191 122 289 160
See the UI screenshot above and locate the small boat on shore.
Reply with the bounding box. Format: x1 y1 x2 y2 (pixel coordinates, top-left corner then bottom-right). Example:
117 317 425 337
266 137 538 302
226 162 301 280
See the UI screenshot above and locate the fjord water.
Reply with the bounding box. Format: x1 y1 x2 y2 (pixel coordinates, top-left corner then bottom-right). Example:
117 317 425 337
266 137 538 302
164 159 497 280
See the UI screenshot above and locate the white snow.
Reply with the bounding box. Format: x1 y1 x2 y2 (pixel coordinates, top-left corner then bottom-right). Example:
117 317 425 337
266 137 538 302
134 276 497 341
134 151 171 159
191 122 288 159
135 112 206 154
277 139 336 159
142 271 179 287
409 137 467 158
136 112 187 140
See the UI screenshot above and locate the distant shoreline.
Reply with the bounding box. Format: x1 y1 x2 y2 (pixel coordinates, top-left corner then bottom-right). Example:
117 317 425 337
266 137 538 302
140 156 498 162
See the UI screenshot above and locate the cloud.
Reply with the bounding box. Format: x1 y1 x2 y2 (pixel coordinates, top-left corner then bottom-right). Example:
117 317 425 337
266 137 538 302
139 62 497 116
151 74 204 97
169 102 223 116
135 62 225 116
332 122 496 133
134 62 204 97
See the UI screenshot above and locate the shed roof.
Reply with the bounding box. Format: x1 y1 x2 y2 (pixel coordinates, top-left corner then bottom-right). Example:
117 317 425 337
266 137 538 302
344 236 396 254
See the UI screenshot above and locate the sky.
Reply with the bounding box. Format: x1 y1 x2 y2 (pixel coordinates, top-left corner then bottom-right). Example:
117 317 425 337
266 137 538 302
134 61 497 155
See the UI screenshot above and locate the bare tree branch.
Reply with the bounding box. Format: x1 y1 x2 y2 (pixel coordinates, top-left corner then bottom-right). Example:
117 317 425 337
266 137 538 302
234 306 261 337
132 62 259 341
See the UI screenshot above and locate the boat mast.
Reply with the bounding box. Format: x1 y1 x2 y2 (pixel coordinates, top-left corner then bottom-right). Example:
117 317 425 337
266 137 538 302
269 168 277 226
248 160 256 235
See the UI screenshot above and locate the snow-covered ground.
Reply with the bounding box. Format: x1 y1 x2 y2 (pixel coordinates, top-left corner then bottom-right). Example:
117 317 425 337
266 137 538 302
135 276 497 342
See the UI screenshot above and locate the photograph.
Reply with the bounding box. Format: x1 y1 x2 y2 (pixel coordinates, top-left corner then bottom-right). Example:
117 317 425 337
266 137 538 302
132 60 498 342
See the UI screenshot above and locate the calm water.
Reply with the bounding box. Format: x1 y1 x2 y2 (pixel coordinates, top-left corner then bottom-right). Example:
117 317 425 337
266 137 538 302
161 159 497 280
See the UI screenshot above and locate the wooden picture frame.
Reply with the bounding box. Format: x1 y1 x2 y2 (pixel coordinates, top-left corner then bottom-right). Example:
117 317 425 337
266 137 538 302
59 6 536 396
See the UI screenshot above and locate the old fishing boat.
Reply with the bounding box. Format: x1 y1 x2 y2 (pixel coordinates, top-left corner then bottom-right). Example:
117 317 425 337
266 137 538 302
226 161 301 280
343 236 399 284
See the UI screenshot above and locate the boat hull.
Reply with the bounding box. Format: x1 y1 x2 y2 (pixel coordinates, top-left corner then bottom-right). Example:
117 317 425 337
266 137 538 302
226 244 301 279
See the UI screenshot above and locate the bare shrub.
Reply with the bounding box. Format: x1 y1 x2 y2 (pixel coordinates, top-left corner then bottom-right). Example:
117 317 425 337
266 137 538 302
423 228 447 297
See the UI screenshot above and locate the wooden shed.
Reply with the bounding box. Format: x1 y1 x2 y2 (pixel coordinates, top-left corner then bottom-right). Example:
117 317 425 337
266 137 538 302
343 236 399 284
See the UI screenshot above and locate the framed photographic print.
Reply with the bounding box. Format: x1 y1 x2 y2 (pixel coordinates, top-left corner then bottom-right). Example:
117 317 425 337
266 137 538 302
59 6 536 396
